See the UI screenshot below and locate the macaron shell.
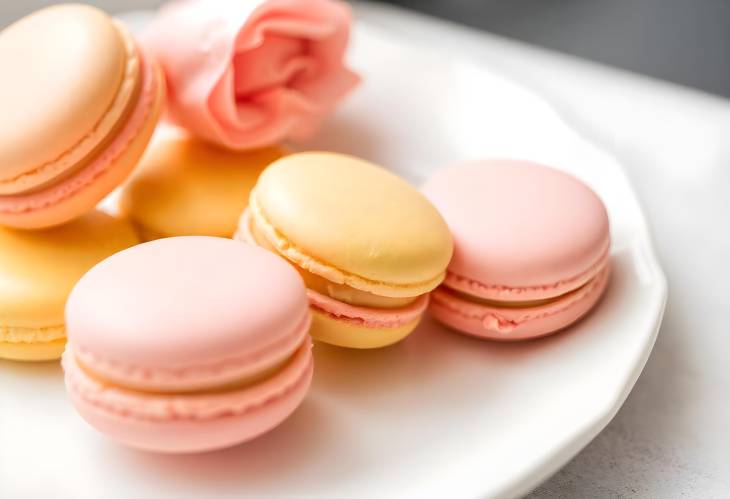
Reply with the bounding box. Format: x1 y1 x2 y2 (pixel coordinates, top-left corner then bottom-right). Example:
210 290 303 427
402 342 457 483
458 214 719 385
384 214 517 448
423 160 610 298
0 211 139 329
120 131 286 239
0 4 126 178
252 152 453 294
0 211 138 361
66 237 309 392
0 337 66 362
64 337 313 453
430 266 610 341
310 309 420 349
0 50 165 229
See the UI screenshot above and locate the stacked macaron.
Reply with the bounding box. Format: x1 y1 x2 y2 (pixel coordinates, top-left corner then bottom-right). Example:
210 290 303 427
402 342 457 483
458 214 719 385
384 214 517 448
0 4 164 229
0 4 164 360
236 152 453 349
1 0 614 456
0 0 364 453
63 237 313 453
423 160 611 340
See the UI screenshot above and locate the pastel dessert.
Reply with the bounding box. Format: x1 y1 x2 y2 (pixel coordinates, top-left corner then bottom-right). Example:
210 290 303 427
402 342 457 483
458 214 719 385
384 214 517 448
0 4 165 229
0 211 138 361
119 131 286 240
237 152 453 349
144 0 359 150
423 160 611 341
63 237 313 453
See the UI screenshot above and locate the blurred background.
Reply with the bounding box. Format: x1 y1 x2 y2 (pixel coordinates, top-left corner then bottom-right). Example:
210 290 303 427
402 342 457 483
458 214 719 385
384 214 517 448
2 0 729 97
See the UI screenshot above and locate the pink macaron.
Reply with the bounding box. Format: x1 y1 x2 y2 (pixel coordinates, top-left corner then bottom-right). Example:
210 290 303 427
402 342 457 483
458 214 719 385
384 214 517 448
423 160 611 341
63 236 312 453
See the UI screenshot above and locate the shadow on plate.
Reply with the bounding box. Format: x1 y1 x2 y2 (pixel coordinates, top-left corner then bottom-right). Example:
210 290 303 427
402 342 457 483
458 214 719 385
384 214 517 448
102 252 644 494
295 109 385 161
0 357 63 381
111 396 364 491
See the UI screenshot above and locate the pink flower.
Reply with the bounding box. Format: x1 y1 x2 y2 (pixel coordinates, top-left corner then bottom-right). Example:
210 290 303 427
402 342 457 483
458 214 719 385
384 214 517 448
144 0 360 150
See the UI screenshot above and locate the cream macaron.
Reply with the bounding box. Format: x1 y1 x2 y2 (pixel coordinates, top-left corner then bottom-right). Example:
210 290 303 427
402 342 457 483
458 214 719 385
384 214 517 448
237 152 453 349
120 131 286 240
0 4 164 229
0 211 139 361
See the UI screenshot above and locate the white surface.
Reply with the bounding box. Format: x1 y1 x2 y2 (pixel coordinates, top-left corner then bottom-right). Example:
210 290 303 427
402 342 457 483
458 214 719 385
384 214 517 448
0 9 668 499
350 2 730 497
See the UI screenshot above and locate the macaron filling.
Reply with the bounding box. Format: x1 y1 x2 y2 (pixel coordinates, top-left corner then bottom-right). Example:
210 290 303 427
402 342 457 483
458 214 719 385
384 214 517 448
238 205 427 308
308 289 429 329
0 42 159 215
63 337 313 421
0 325 65 345
75 353 290 394
432 265 610 334
69 308 311 394
443 243 611 303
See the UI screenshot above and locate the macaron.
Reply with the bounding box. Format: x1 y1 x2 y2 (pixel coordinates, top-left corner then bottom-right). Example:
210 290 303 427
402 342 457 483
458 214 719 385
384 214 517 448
423 160 611 341
63 237 313 453
236 152 453 349
0 4 165 229
0 211 139 361
119 131 286 240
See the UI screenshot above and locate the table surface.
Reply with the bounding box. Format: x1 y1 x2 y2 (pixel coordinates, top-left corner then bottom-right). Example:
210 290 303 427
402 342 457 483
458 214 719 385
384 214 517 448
354 2 730 498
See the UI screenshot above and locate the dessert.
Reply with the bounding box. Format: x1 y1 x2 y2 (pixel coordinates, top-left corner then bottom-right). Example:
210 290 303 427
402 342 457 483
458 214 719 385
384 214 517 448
0 211 138 361
63 237 313 453
423 160 611 340
237 152 453 348
120 131 286 240
0 4 165 229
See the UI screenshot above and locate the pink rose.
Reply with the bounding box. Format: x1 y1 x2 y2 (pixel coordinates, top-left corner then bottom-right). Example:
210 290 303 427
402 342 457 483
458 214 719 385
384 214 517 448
144 0 360 150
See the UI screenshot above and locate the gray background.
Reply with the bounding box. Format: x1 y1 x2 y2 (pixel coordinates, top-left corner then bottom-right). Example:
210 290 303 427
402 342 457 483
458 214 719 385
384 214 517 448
0 0 163 23
379 0 730 98
2 0 730 97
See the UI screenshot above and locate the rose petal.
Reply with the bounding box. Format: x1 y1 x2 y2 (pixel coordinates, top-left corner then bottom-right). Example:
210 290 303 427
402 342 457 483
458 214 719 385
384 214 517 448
233 36 314 96
144 0 360 150
211 85 318 150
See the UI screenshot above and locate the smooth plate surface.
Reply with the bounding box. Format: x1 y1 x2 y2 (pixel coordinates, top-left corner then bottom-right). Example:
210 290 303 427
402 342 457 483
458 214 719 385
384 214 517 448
0 12 666 499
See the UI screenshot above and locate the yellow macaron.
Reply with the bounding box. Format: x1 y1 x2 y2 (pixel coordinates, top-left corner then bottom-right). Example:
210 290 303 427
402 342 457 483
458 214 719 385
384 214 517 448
0 211 138 361
120 132 287 240
237 152 453 348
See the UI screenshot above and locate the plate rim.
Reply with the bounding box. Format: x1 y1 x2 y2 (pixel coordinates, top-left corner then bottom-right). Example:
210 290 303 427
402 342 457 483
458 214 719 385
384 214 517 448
347 11 668 498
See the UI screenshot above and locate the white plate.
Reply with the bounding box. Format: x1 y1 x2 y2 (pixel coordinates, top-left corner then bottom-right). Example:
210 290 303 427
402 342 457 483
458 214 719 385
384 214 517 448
0 13 666 499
